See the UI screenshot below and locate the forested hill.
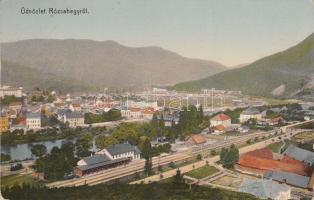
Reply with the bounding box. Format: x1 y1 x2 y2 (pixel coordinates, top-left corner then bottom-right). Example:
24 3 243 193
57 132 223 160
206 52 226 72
173 33 314 98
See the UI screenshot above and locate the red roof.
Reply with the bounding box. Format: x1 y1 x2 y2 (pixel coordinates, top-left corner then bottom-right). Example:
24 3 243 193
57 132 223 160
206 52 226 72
185 134 207 144
213 125 225 131
245 148 273 160
211 113 231 121
129 107 141 112
238 153 313 177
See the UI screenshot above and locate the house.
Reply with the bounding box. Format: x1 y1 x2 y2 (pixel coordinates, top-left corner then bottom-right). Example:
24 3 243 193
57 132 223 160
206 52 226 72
121 107 142 119
0 86 23 98
238 126 249 133
283 145 314 166
0 115 9 133
96 143 141 160
9 102 22 112
210 113 231 127
238 179 291 200
239 107 262 123
69 103 81 112
185 134 207 145
26 112 41 130
212 125 226 134
268 117 284 126
141 107 156 120
64 111 84 128
8 110 17 119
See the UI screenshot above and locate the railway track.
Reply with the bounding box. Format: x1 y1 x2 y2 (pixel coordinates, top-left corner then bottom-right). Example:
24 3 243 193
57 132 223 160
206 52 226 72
47 122 312 188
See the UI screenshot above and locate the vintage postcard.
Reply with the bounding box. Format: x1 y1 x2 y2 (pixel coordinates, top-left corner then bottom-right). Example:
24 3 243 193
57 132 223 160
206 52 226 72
0 0 313 199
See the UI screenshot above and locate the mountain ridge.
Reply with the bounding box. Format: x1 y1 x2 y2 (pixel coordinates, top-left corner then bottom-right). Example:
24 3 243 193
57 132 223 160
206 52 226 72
1 39 227 91
173 33 314 98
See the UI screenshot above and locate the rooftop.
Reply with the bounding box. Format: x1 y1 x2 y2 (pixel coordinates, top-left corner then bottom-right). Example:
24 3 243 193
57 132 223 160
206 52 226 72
264 170 310 189
106 143 141 156
242 107 260 115
211 113 231 121
185 134 207 144
65 111 84 119
283 145 314 166
26 112 41 119
238 179 290 199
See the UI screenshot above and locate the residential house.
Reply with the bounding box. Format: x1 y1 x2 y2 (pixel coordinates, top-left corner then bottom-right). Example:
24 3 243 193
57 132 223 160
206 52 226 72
0 86 23 98
121 107 142 119
26 112 41 130
239 107 262 123
210 113 231 127
185 134 207 145
141 107 156 120
69 103 81 112
212 125 226 134
64 111 85 128
0 114 9 133
9 102 22 112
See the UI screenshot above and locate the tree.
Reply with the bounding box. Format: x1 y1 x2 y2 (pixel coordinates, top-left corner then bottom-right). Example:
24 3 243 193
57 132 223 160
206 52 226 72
144 158 153 176
173 169 184 184
196 154 202 160
47 95 55 103
76 133 92 157
220 145 239 169
151 113 159 137
1 153 11 162
95 135 118 149
34 142 77 180
31 144 47 158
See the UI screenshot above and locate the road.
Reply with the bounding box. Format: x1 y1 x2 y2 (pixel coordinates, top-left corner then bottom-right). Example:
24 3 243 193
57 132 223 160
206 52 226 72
1 160 35 177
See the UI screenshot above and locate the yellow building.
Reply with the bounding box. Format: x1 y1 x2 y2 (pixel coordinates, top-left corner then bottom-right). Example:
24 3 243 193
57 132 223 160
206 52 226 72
0 116 9 133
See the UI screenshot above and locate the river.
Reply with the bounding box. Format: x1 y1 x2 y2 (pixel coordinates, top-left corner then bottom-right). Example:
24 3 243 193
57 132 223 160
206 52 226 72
1 139 74 161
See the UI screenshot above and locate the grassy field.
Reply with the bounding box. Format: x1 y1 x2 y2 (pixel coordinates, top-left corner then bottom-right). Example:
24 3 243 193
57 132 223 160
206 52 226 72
1 174 42 188
293 132 314 142
212 175 243 188
185 165 219 179
267 142 284 153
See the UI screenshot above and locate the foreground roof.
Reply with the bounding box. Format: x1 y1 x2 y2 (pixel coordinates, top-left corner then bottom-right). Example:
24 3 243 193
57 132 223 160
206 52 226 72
238 179 290 199
283 145 314 166
238 153 312 176
264 170 310 189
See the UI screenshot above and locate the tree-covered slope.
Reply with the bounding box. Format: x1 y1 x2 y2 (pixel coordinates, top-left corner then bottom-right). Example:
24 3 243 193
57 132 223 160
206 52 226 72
173 33 314 97
1 60 97 92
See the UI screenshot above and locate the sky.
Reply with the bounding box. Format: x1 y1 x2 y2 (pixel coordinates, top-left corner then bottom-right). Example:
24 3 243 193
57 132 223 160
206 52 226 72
1 0 314 66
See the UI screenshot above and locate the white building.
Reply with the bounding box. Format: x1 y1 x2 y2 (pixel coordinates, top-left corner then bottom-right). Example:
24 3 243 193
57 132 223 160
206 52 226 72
0 86 23 98
96 143 141 160
64 111 85 128
121 108 143 119
210 113 231 127
26 112 41 130
239 107 262 123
